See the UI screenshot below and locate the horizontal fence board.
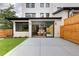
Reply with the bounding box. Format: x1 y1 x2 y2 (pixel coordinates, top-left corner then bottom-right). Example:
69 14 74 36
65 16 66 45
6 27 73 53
0 29 12 37
64 14 79 25
60 24 79 44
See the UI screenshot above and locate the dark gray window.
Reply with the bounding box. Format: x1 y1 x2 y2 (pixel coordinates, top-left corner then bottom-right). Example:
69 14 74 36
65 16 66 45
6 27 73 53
26 3 30 8
46 3 50 8
26 3 35 8
25 13 36 17
16 22 28 31
57 7 62 9
40 13 44 17
46 13 49 17
40 3 44 8
31 3 35 8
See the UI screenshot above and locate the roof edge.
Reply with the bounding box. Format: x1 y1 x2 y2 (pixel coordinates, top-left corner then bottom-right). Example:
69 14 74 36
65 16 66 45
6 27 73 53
53 7 79 15
6 17 62 20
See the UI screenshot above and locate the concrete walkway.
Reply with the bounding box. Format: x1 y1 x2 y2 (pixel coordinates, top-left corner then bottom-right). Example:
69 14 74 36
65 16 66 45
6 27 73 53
5 38 79 56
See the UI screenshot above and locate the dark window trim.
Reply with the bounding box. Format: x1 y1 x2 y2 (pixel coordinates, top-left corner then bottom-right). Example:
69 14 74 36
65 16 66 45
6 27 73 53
15 22 29 32
26 3 35 8
40 3 44 8
46 3 50 8
46 13 50 17
25 13 36 17
40 13 44 17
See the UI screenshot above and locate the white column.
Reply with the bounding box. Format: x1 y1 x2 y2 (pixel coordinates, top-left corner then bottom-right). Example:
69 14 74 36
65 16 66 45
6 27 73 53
29 20 32 37
13 21 16 37
54 20 61 37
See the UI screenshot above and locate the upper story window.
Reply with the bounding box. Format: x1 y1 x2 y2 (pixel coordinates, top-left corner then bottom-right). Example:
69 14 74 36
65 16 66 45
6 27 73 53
40 3 44 8
46 13 50 17
25 13 36 17
26 3 30 8
26 3 35 8
46 3 50 8
40 13 44 17
57 7 62 9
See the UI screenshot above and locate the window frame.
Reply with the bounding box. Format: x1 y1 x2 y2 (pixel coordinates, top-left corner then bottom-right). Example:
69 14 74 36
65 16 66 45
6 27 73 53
46 3 50 8
40 3 44 8
26 3 30 8
15 22 29 32
31 3 35 8
46 13 50 17
25 13 36 18
26 3 35 8
40 13 44 17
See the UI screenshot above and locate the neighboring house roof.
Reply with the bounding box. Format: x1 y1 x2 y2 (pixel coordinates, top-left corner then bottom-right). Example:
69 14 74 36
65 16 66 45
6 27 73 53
53 7 79 15
6 17 62 20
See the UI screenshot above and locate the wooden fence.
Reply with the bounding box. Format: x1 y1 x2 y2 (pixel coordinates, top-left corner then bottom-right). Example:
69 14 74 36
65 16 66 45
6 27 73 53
0 29 12 37
60 24 79 44
60 14 79 44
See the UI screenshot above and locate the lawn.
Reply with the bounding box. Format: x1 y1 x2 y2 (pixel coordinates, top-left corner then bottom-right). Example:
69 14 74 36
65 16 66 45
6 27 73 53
0 38 26 56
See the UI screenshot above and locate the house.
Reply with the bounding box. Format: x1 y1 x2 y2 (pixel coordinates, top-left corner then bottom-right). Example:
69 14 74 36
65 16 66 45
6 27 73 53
7 3 79 38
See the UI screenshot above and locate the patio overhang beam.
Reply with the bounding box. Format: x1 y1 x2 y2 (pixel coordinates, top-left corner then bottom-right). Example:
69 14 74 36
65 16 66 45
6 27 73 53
6 17 62 20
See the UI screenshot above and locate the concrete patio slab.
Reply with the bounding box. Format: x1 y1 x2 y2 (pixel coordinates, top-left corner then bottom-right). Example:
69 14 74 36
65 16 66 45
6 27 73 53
5 38 79 56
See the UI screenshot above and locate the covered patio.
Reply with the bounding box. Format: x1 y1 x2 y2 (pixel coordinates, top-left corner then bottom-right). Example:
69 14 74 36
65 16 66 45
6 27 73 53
32 21 54 38
7 17 62 38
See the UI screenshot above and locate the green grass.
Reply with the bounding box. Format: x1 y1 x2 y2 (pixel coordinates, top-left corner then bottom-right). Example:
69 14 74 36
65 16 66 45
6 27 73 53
0 38 26 56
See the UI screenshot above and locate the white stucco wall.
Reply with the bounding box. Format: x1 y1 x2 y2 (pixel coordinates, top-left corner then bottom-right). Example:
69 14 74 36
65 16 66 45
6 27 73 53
15 3 79 17
53 10 68 25
21 3 54 17
54 20 61 37
29 20 32 37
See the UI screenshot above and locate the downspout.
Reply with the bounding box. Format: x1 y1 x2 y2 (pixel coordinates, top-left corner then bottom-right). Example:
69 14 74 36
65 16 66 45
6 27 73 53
68 9 74 18
68 10 71 18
